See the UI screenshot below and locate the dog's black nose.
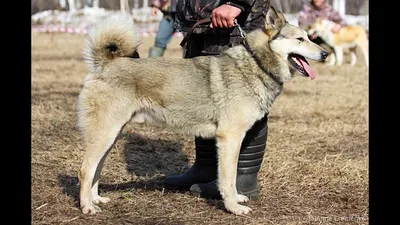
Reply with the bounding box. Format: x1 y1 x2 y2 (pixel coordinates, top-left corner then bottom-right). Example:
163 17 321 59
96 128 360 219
321 51 328 59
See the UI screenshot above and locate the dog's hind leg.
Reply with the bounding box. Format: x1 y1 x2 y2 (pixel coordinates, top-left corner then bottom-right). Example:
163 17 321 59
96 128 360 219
91 157 111 205
327 52 336 66
77 89 133 215
334 47 344 66
349 47 357 66
79 128 122 215
357 38 369 67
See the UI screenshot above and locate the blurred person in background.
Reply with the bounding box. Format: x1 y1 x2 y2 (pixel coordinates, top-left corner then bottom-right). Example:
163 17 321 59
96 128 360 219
298 0 347 54
149 0 177 57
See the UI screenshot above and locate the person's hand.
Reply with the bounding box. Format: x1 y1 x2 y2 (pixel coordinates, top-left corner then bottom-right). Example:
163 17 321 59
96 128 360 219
310 32 318 40
151 6 159 17
331 23 341 33
210 4 242 29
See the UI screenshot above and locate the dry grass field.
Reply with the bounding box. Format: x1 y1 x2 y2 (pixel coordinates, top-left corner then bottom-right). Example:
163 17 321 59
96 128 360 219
31 32 368 225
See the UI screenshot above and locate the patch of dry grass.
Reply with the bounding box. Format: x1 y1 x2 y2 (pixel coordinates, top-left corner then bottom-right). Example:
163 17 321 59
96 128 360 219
32 32 368 225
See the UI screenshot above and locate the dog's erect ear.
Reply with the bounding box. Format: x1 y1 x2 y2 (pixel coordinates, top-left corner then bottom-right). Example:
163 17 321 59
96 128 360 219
276 9 288 25
264 6 287 37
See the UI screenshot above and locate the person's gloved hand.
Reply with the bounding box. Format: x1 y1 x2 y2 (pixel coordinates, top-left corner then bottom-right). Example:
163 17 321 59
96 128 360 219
310 32 318 40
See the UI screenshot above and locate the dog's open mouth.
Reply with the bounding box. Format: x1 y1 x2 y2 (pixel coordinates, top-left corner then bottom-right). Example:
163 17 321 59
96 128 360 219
288 54 315 80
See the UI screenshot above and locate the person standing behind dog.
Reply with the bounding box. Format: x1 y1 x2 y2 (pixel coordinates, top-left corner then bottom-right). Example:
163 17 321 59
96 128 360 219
148 0 177 57
298 0 347 52
164 0 272 200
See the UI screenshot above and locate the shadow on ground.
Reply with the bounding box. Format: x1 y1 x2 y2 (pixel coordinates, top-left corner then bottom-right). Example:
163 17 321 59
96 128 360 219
58 132 196 204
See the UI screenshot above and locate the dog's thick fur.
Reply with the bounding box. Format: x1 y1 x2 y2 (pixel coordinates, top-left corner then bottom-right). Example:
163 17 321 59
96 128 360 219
77 7 326 215
308 18 369 67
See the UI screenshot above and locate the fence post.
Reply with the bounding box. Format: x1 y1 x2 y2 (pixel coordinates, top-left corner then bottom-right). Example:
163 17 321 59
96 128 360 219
120 0 131 13
93 0 99 8
133 0 139 9
121 0 125 12
68 0 76 12
59 0 66 9
333 0 346 16
143 0 149 8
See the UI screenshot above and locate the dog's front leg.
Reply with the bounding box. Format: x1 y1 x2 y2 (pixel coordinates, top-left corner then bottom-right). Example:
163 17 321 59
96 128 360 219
216 127 251 215
334 46 344 66
328 52 336 66
349 47 357 66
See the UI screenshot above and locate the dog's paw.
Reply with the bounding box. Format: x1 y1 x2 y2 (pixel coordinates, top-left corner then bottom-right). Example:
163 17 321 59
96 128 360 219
92 196 110 204
81 204 102 215
236 194 249 203
225 203 252 215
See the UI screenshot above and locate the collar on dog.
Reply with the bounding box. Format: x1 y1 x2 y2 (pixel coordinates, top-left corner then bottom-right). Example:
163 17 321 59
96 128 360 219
235 22 283 87
240 40 283 87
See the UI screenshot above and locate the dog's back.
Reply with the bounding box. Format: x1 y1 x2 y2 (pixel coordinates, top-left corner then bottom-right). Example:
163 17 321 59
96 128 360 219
334 24 368 52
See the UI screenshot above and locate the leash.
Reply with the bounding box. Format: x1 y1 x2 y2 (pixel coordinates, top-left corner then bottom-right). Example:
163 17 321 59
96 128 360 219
180 18 212 47
180 18 245 47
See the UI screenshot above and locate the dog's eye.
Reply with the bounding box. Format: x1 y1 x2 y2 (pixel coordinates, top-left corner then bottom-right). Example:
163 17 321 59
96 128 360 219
296 38 305 42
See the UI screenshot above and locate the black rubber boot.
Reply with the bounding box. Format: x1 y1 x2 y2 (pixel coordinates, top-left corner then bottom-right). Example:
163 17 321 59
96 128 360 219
190 115 268 199
163 138 218 189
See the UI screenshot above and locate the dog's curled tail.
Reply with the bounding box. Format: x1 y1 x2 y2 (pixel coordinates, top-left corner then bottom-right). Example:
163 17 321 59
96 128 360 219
83 15 141 73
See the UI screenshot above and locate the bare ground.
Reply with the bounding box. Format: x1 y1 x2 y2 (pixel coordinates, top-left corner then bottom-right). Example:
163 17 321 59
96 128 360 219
31 32 369 225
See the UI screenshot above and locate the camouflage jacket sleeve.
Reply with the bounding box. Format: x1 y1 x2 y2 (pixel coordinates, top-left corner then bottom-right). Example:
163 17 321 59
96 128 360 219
227 0 257 12
297 4 315 30
298 3 348 30
326 7 347 26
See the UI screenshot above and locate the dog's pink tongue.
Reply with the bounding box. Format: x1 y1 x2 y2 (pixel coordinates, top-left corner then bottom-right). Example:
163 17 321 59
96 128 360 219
299 59 315 80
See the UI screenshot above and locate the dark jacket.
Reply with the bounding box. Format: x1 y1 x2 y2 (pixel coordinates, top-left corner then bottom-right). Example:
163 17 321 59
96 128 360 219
175 0 270 55
175 0 270 35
